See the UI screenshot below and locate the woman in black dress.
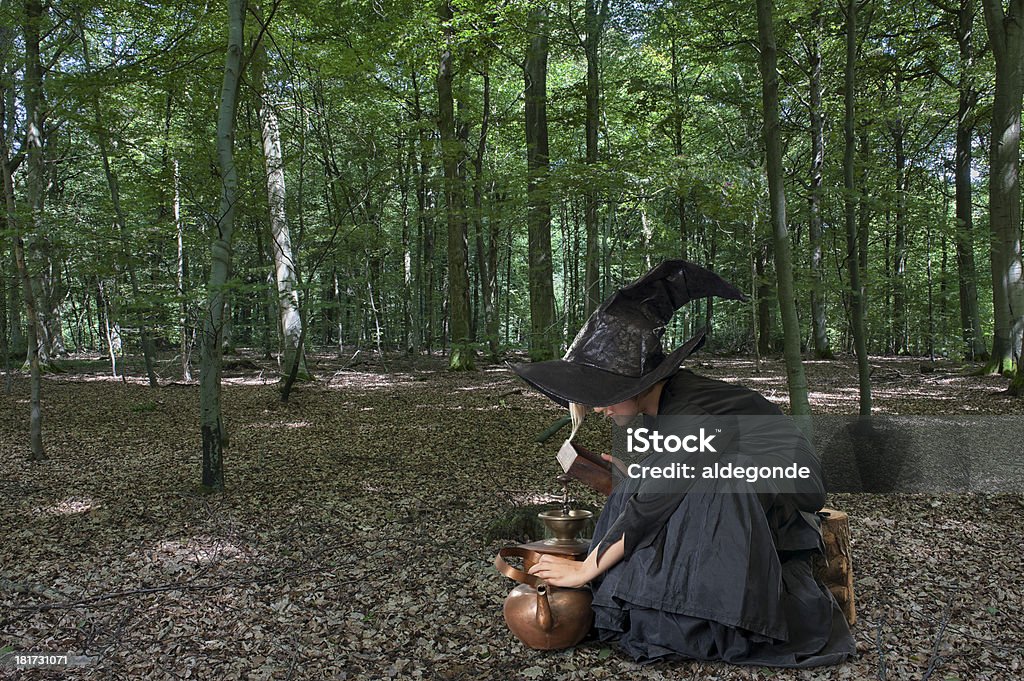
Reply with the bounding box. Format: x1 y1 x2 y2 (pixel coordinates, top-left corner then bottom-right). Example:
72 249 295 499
511 260 855 667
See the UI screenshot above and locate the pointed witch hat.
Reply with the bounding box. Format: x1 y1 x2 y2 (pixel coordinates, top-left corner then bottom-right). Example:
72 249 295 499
510 259 748 407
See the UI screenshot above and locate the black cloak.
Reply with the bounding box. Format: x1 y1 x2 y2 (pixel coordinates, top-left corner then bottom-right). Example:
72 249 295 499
588 369 857 667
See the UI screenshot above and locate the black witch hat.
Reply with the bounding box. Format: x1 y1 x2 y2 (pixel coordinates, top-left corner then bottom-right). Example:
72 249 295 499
510 259 748 407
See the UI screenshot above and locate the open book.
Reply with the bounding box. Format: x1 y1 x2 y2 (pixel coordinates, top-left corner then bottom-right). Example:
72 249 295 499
556 440 614 496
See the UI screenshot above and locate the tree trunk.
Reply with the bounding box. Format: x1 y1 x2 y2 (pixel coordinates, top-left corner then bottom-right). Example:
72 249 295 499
981 0 1024 377
0 250 7 387
0 44 22 371
17 0 46 458
3 109 43 457
524 6 558 361
401 118 415 353
755 0 811 422
671 35 688 268
411 69 433 354
858 133 871 282
437 0 474 370
98 278 120 377
756 241 772 356
891 77 908 355
256 219 277 358
808 9 832 360
253 35 308 380
953 0 988 361
26 29 64 367
486 188 501 358
473 64 499 360
7 251 24 358
845 0 871 414
582 0 609 319
200 0 245 491
174 159 193 380
10 207 44 460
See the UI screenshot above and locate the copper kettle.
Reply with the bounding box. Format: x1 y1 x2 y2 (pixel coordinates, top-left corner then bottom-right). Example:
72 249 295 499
494 547 594 650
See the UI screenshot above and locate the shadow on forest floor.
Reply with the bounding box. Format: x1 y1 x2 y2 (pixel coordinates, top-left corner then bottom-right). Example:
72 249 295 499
1 352 1022 679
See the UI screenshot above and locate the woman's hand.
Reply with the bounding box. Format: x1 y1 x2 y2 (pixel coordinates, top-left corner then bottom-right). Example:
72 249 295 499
527 554 597 588
529 536 627 588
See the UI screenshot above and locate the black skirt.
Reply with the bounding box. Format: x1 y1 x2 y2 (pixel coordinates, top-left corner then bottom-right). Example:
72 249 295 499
589 482 856 667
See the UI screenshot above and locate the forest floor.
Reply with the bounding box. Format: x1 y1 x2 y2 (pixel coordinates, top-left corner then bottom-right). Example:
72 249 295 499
1 350 1023 680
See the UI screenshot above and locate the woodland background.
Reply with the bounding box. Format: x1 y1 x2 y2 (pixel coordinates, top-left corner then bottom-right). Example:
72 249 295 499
2 0 1024 678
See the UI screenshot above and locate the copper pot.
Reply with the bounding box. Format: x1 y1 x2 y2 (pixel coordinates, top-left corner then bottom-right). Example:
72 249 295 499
494 547 593 650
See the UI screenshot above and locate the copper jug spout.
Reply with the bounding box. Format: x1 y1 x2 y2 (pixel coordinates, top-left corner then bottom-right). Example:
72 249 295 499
535 583 553 632
496 546 593 649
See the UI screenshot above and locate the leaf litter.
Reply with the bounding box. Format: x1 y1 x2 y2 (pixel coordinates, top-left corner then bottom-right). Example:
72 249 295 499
0 352 1022 679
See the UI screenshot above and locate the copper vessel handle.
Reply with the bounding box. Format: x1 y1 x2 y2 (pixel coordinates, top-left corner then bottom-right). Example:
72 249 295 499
494 547 548 587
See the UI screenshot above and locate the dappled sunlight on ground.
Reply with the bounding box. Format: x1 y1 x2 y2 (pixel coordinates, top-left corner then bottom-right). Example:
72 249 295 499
807 391 860 409
325 371 414 389
49 373 159 386
135 536 258 576
260 420 312 429
31 497 100 516
222 376 276 386
455 383 513 392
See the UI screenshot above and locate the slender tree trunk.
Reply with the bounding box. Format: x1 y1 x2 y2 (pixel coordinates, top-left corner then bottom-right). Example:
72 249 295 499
891 76 908 355
256 220 276 357
21 13 62 369
670 36 689 270
8 203 44 459
750 212 761 369
410 70 431 353
1 122 34 432
981 0 1024 380
755 0 811 422
7 250 23 357
98 278 120 377
524 6 558 361
504 218 512 347
808 10 832 359
18 0 46 458
332 269 344 355
0 251 6 386
253 37 308 380
422 148 435 355
844 0 871 414
857 133 871 281
473 64 498 360
3 119 41 449
951 0 988 361
485 189 501 357
200 0 245 491
1 63 22 363
400 120 415 353
582 0 609 319
174 159 192 380
756 241 772 355
436 0 474 370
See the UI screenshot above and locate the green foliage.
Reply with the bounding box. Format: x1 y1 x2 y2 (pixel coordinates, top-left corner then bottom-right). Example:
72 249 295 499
0 0 1011 367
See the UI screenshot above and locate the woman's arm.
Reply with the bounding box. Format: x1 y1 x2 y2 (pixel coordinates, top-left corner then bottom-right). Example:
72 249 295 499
526 535 625 588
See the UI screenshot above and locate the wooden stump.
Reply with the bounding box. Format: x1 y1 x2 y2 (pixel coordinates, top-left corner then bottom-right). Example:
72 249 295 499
813 508 856 626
